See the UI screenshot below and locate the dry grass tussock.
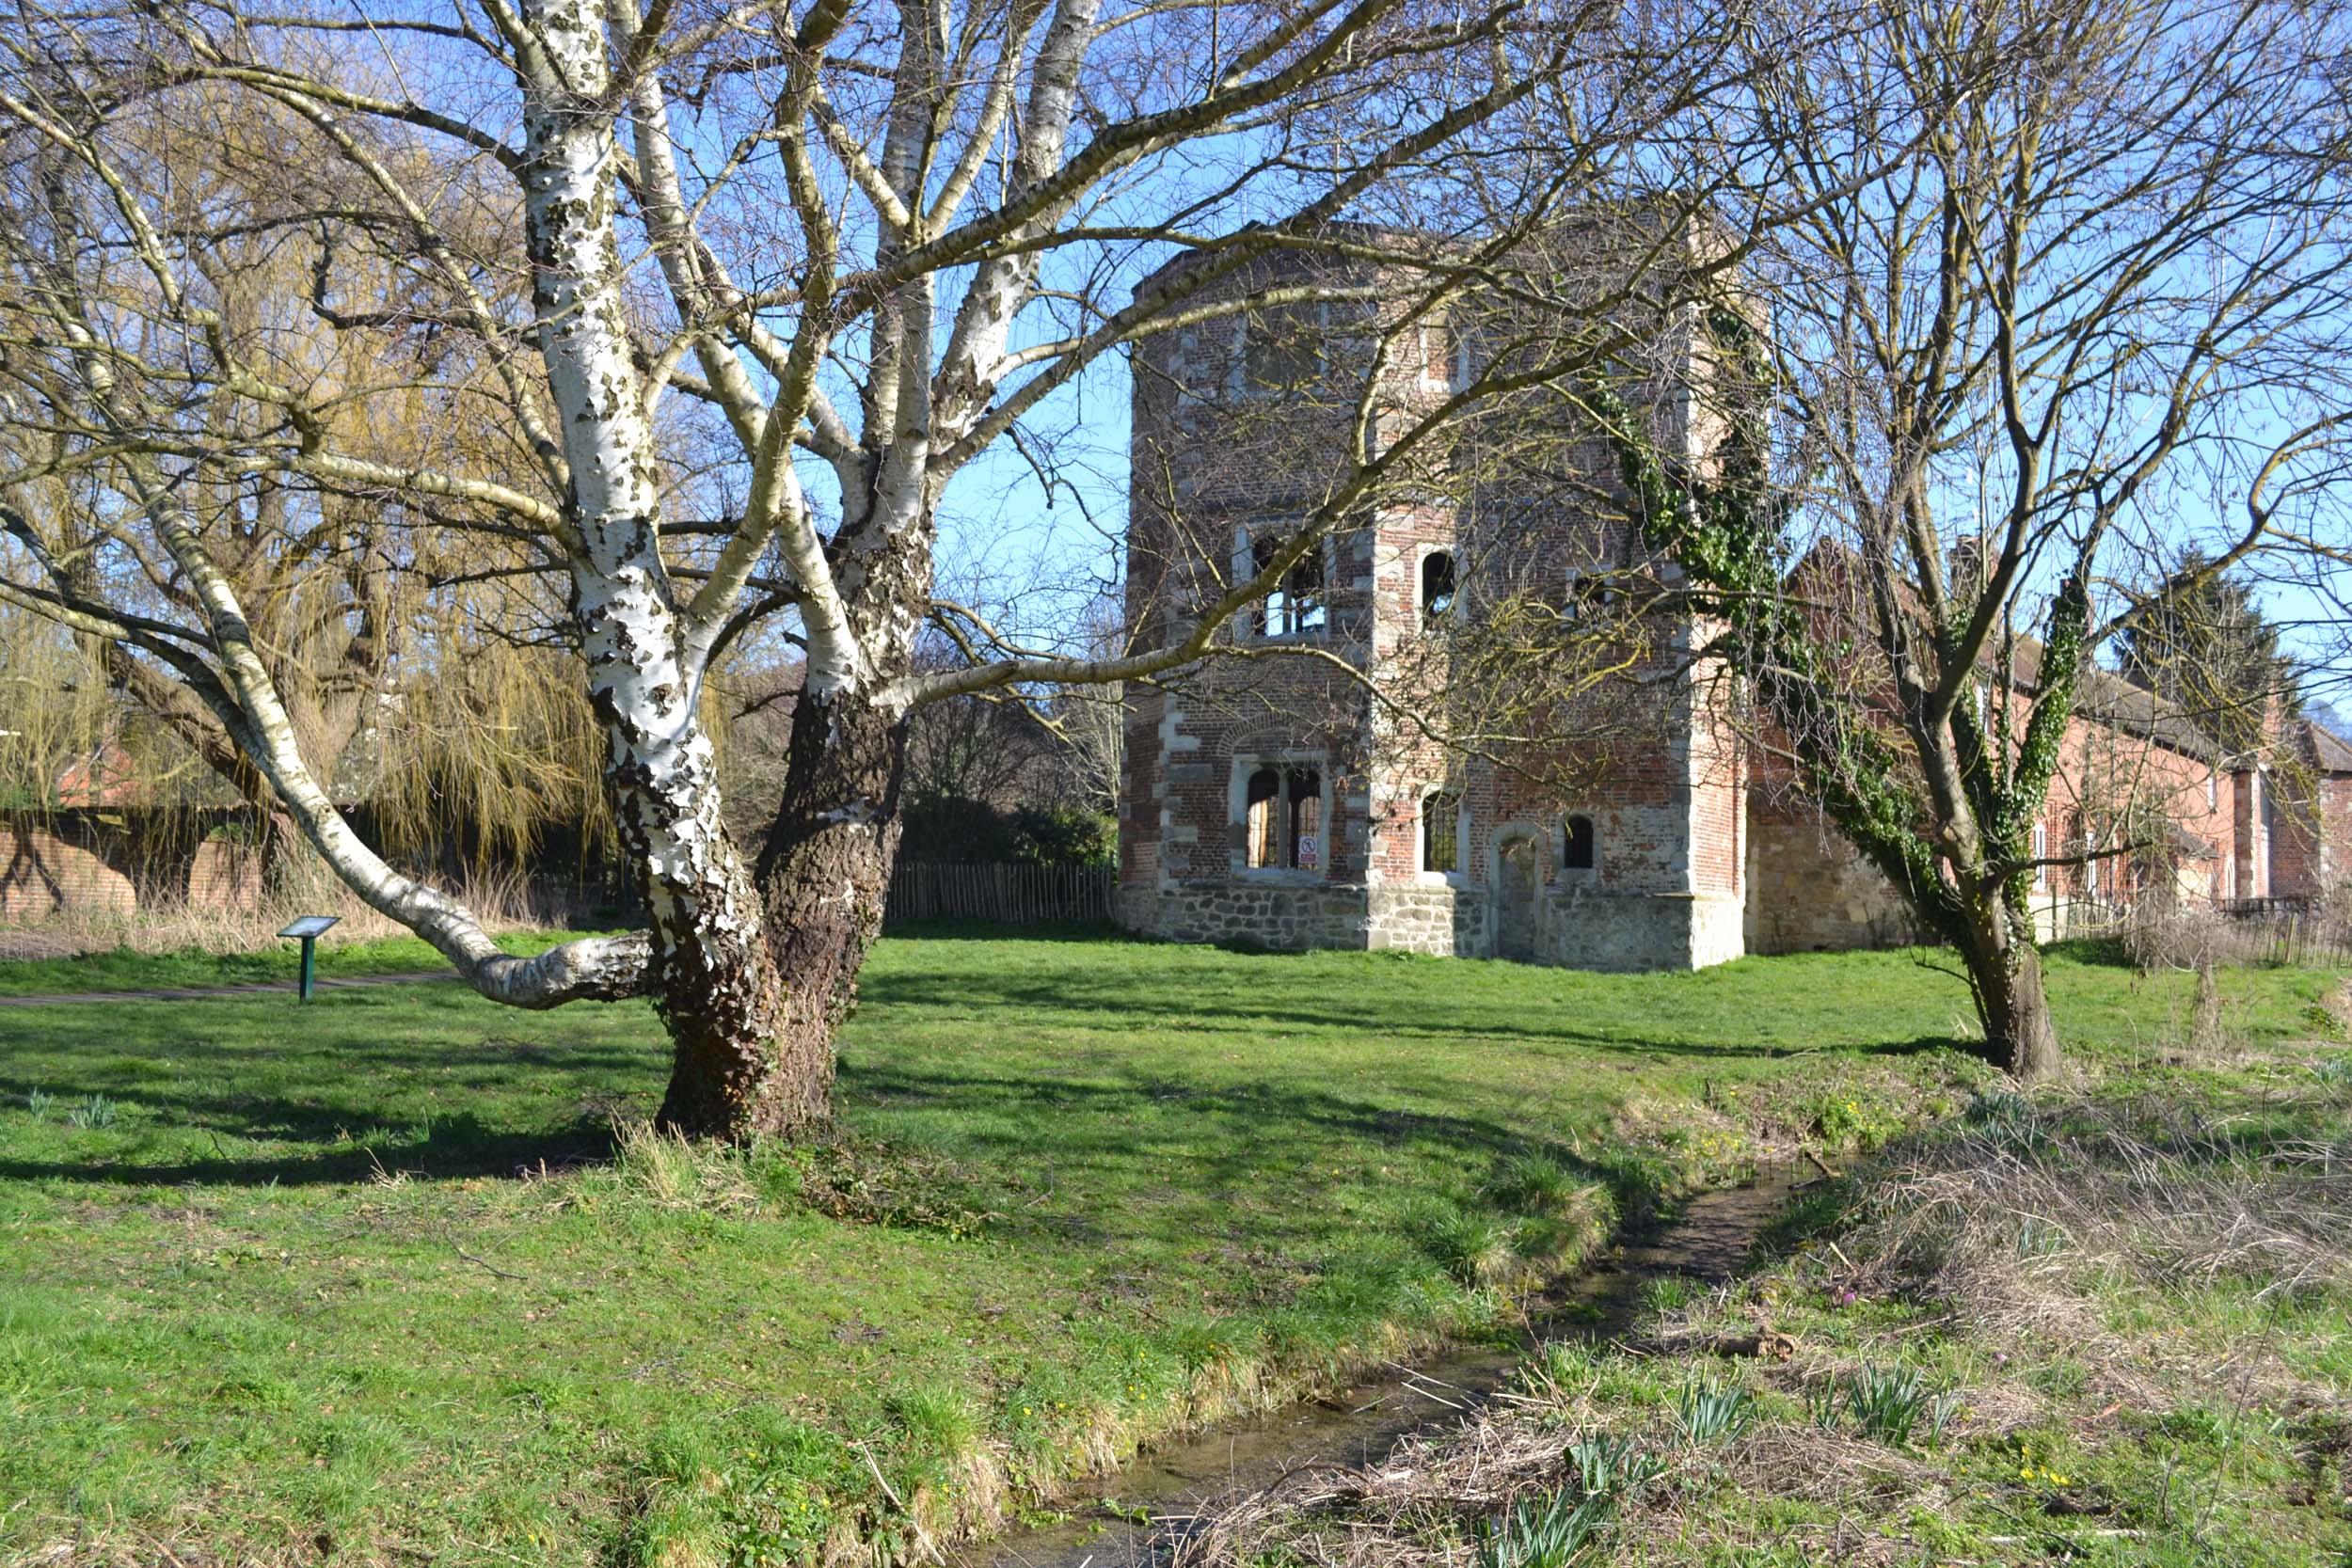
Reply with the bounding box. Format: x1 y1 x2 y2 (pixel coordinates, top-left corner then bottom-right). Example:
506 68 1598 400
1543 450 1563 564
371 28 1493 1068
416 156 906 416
0 862 551 963
1173 1366 1947 1568
1841 1089 2352 1325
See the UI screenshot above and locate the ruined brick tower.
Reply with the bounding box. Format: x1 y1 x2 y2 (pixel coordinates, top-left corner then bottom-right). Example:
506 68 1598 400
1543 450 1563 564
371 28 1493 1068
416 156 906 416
1115 236 1749 969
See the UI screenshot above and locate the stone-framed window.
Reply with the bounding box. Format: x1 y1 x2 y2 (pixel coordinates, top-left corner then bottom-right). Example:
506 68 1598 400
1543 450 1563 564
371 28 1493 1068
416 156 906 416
1452 322 1480 393
1241 761 1326 872
1421 788 1462 875
1419 549 1456 625
1240 298 1377 396
1563 568 1621 619
2031 821 2048 889
1238 527 1328 639
1562 813 1597 873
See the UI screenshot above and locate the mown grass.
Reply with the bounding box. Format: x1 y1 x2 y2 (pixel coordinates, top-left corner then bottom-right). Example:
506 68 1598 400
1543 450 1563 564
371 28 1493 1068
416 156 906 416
0 927 2337 1565
0 927 580 995
1194 1021 2352 1568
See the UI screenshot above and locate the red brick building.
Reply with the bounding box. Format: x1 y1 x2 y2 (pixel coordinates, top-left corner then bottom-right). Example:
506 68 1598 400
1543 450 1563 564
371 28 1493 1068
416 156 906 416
1115 239 2348 967
1116 238 1747 967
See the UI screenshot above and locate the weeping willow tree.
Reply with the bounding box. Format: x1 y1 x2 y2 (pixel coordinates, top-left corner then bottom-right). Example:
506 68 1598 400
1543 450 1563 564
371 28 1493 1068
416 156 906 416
358 604 613 879
362 607 775 887
0 597 112 809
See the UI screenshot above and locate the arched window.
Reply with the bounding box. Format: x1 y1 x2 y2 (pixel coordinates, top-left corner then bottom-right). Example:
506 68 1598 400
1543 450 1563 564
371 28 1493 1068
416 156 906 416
1244 764 1324 870
1244 303 1321 392
1422 789 1461 874
1563 814 1596 871
1420 550 1456 623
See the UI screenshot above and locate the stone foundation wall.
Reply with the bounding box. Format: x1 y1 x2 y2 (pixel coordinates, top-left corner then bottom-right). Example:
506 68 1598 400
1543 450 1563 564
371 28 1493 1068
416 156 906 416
1122 878 1376 951
1366 882 1486 956
1536 888 1744 971
1120 875 1739 971
1118 878 1490 958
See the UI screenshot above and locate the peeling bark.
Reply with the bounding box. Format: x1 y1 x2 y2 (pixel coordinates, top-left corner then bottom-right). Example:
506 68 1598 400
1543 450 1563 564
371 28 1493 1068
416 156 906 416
514 0 805 1140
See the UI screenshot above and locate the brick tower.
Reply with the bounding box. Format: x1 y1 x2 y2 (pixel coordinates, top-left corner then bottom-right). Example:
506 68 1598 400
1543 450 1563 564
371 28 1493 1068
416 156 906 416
1115 235 1747 969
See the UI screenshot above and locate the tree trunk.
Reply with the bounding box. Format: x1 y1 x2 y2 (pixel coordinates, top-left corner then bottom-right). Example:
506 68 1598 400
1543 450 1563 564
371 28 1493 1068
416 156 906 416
1955 894 2062 1081
516 0 806 1143
645 878 801 1139
749 686 911 1132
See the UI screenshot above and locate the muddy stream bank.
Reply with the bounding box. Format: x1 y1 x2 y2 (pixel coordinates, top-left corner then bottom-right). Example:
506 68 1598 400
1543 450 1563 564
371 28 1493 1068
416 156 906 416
967 1171 1800 1568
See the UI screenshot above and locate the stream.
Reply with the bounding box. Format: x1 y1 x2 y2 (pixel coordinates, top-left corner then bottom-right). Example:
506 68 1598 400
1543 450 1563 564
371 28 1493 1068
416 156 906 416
967 1171 1800 1568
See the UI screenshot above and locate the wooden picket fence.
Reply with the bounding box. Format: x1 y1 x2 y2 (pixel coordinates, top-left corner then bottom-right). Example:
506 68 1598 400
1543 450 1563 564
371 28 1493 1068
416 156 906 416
885 861 1116 926
2219 904 2352 969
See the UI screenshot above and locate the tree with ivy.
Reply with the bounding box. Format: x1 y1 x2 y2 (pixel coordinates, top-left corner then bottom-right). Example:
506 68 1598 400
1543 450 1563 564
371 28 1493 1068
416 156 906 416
1590 0 2352 1079
2116 552 2302 760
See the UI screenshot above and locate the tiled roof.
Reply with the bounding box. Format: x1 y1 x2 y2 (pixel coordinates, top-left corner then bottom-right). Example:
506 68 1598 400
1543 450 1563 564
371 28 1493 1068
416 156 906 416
2296 719 2352 774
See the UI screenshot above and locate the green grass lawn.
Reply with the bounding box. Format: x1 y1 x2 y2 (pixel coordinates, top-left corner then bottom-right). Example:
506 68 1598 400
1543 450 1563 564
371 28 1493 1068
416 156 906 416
0 927 2337 1566
0 927 575 996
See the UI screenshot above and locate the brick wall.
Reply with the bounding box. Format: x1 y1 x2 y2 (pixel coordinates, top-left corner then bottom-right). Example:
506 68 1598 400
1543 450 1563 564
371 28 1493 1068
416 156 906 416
0 811 264 921
2273 774 2352 899
0 824 138 920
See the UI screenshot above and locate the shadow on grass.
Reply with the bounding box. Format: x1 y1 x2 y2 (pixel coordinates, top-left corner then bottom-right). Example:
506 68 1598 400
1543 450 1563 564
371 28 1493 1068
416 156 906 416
859 968 1977 1063
838 1058 1673 1248
1 1049 1645 1212
0 1101 621 1186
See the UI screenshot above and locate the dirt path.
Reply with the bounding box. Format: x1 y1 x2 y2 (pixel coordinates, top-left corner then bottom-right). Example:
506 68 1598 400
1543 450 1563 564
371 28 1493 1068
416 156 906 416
0 971 456 1007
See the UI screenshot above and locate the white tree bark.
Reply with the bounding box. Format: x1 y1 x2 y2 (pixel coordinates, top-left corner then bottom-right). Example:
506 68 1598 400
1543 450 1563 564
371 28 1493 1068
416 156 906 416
516 0 772 976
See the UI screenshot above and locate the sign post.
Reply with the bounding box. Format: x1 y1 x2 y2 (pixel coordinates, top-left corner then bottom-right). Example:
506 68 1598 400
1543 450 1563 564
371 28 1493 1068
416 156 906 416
278 915 342 1002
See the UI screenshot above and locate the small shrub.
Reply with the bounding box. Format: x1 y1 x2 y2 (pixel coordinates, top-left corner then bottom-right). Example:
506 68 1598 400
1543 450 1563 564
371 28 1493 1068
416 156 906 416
1476 1484 1611 1568
608 1118 753 1211
1809 1090 1899 1150
598 1121 992 1235
2123 907 2231 975
1419 1207 1520 1287
1641 1275 1697 1313
1526 1340 1602 1409
1964 1088 2034 1133
1673 1372 1751 1445
884 1386 977 1457
2153 1404 2234 1446
2190 958 2226 1053
67 1093 117 1129
2014 1215 2067 1258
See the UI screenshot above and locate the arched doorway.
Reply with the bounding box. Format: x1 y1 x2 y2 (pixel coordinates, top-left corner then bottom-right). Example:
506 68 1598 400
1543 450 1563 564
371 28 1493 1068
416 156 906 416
1496 835 1540 961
